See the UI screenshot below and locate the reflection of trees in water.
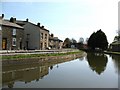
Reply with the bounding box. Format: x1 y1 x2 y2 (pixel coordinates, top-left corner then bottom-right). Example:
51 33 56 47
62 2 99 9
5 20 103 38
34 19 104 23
86 53 108 75
111 55 120 75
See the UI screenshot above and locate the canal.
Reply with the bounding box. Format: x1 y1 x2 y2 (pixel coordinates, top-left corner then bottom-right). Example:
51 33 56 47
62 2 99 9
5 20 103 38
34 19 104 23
2 52 119 88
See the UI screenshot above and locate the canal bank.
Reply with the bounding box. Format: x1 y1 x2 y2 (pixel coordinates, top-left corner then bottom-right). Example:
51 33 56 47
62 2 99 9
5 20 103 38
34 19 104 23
104 51 120 55
81 49 120 55
2 51 118 88
2 52 86 65
2 49 86 66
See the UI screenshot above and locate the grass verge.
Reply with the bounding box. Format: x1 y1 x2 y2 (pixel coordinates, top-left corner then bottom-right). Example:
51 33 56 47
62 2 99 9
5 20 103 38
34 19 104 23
2 51 83 60
104 51 120 55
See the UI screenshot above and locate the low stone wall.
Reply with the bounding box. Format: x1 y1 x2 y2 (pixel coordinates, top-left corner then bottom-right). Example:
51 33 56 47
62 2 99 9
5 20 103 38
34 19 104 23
2 52 86 67
0 49 79 54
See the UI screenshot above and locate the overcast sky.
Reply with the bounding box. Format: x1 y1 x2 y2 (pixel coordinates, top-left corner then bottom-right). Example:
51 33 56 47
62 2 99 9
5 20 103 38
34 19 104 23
0 0 119 43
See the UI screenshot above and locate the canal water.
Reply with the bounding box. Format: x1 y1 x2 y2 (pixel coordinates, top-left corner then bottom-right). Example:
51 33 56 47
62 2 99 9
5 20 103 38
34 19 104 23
2 53 119 88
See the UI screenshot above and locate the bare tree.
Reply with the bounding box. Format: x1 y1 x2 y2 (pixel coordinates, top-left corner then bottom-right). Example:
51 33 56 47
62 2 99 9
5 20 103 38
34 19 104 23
79 37 84 44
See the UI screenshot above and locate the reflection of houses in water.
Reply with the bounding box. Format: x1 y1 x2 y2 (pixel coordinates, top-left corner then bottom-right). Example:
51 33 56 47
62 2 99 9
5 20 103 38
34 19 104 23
86 53 108 75
110 55 120 75
2 65 49 88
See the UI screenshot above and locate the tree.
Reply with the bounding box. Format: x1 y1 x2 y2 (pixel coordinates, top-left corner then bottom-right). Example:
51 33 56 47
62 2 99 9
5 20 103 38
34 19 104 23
70 38 77 48
88 29 108 50
114 29 120 42
78 37 84 44
85 38 89 44
77 37 84 49
95 30 108 50
63 38 71 48
71 38 77 44
88 32 96 50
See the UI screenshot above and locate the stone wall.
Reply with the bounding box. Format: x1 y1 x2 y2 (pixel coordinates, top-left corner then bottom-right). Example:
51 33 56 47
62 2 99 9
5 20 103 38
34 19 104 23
2 26 24 50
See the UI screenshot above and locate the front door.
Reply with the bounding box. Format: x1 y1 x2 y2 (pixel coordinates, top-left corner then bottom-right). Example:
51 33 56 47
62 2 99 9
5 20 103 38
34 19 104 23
20 42 22 49
2 38 7 50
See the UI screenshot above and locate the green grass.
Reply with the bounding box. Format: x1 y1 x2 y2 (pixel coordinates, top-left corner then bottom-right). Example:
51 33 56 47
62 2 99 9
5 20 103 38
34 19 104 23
105 51 120 55
2 51 83 60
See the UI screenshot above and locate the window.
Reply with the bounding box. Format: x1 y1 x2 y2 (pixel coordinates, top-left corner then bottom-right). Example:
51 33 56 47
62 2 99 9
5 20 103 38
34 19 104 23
45 43 47 48
12 38 16 46
13 28 16 35
41 33 43 39
45 34 47 39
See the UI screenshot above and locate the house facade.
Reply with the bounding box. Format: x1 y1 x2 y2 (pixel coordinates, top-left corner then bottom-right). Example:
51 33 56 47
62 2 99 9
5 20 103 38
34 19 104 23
40 26 49 50
0 14 62 50
0 17 24 50
49 34 63 49
110 41 120 52
16 19 49 50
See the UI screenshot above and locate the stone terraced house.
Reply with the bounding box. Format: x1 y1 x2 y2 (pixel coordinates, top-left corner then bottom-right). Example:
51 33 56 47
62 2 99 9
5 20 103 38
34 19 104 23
16 19 49 50
0 15 24 50
49 34 63 49
0 14 63 50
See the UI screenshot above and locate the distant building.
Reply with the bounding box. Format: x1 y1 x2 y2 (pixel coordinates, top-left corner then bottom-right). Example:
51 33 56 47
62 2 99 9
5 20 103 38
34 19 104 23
49 34 63 49
109 41 120 52
40 26 49 50
16 19 49 50
0 15 24 50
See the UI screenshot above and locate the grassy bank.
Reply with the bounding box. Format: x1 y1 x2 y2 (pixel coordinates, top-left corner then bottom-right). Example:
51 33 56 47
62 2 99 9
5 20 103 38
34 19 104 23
104 51 120 55
2 51 84 60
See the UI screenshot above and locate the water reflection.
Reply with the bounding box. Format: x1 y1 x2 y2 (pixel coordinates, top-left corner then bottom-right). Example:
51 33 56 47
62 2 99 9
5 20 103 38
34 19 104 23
86 53 108 75
110 54 120 88
2 65 49 88
111 55 120 75
2 53 119 88
2 55 77 88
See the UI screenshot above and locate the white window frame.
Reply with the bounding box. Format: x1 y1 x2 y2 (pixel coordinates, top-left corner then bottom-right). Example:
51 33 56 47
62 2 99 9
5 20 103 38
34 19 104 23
13 28 16 35
41 33 43 39
12 38 16 46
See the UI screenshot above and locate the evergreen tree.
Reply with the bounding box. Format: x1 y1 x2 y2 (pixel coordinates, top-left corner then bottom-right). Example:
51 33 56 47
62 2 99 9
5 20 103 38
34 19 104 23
88 32 96 50
88 29 108 50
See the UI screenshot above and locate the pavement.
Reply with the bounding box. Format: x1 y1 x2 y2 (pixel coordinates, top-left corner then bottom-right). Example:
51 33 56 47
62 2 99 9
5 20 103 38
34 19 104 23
0 49 79 56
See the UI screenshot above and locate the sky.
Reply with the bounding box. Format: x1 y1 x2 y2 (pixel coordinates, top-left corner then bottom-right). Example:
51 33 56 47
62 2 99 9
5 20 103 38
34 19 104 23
0 0 119 43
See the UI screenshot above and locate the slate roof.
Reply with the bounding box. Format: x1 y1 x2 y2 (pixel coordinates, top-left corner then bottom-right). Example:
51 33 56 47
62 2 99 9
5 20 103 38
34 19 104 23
16 20 49 32
111 41 120 45
0 19 23 29
49 37 63 42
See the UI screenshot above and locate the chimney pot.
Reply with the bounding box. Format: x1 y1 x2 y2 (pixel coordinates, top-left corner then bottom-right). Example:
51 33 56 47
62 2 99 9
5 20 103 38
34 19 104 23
10 17 16 23
37 23 40 27
41 26 44 29
26 18 28 22
2 14 4 18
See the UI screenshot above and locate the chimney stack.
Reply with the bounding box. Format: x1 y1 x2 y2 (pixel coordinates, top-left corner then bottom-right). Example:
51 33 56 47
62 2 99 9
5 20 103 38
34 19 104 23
10 17 16 23
51 34 54 37
37 23 40 27
2 14 4 18
26 18 28 22
41 26 44 29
